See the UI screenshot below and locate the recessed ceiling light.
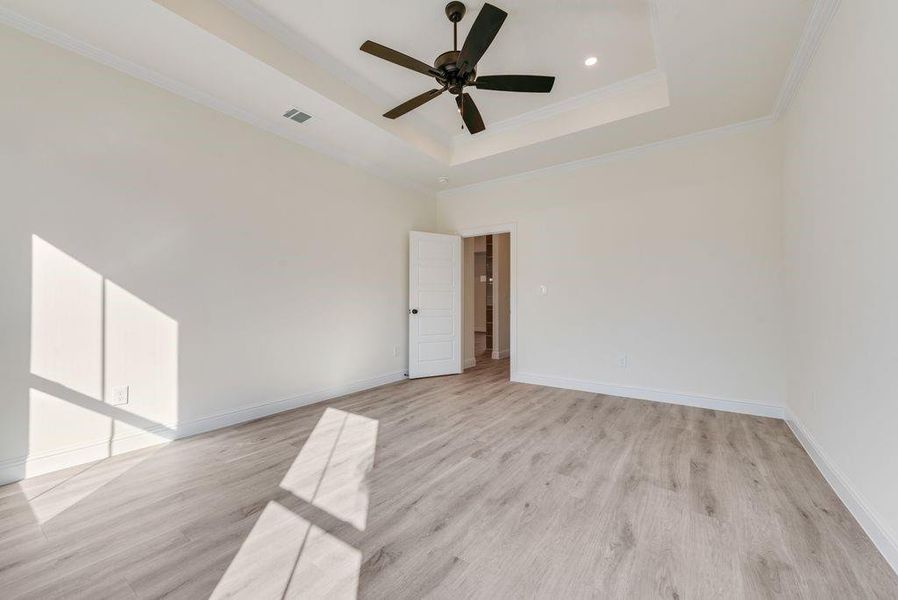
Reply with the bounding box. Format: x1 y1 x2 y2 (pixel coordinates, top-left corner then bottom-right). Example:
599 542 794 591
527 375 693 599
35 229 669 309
584 56 598 67
438 176 449 184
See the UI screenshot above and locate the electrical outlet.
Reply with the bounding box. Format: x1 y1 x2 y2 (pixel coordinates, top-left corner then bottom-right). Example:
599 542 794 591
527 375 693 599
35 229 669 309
111 385 129 406
393 345 400 357
616 353 629 369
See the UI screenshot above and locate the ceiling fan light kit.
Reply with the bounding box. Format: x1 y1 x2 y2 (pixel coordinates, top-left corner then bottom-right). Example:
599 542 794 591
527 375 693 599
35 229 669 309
359 2 556 135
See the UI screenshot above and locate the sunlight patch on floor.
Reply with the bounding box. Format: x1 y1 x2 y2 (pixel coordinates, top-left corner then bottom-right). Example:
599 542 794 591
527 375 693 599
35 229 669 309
280 407 378 531
26 449 151 524
212 407 376 598
210 501 361 599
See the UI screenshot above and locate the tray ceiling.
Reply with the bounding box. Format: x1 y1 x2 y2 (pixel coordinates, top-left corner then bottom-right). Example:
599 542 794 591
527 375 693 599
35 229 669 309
0 0 815 192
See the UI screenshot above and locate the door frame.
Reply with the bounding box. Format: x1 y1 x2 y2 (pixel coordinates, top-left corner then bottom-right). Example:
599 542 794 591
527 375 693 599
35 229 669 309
457 223 517 379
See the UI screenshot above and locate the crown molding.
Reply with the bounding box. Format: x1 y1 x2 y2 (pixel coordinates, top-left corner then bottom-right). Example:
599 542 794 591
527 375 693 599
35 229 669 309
439 115 775 199
225 0 666 151
441 0 839 197
219 0 451 146
450 69 667 143
0 6 435 197
227 0 667 155
1 0 836 198
449 0 665 144
220 0 383 99
774 0 842 118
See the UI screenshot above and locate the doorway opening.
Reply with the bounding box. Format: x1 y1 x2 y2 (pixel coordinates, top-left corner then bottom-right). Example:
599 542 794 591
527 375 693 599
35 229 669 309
461 227 513 380
406 227 514 381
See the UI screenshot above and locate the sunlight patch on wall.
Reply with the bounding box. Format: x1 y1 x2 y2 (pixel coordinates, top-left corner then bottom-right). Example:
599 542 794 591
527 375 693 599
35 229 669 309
28 388 109 457
105 280 178 430
30 235 103 399
28 235 178 471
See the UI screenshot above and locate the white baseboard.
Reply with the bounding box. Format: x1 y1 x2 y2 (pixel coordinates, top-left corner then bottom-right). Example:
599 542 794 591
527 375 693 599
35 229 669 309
510 371 897 576
491 349 510 360
512 372 785 419
0 425 173 486
785 409 898 575
176 370 405 438
0 370 406 486
463 357 476 369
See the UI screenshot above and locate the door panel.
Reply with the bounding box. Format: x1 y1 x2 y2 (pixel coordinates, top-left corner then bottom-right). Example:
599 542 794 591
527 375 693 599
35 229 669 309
409 232 461 379
420 317 453 336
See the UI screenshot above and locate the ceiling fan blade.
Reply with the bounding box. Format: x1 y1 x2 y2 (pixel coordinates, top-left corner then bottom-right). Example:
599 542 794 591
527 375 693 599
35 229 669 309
456 93 486 134
457 3 508 75
360 41 438 77
474 75 555 93
383 88 446 119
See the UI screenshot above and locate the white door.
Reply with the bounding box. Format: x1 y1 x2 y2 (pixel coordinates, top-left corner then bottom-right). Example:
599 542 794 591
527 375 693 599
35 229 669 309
408 231 462 379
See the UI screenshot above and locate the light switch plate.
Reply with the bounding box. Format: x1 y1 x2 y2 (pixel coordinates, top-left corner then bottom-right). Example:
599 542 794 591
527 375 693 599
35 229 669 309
111 385 129 406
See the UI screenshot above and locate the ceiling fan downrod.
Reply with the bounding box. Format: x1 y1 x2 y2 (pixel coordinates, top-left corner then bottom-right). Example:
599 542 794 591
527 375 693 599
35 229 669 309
446 1 465 51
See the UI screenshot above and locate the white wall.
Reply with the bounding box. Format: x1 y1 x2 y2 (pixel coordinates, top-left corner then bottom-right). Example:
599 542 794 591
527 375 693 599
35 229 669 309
439 124 786 411
0 26 435 483
781 0 898 564
8 9 897 576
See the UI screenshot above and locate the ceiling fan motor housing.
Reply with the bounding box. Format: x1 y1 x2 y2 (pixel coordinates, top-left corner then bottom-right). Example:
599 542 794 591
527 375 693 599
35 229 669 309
434 50 476 94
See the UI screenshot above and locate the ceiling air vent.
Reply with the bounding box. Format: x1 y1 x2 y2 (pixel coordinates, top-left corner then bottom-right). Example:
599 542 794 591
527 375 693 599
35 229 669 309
283 108 312 124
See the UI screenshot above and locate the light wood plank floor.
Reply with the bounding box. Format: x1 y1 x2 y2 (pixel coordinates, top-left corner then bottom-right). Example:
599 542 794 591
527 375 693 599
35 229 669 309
1 358 896 599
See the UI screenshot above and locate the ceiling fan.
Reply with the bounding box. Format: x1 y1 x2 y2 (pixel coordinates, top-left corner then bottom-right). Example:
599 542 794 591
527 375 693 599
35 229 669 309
360 2 556 135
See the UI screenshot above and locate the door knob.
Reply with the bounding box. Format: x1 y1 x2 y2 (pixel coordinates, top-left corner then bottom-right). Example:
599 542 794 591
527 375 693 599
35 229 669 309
410 308 419 314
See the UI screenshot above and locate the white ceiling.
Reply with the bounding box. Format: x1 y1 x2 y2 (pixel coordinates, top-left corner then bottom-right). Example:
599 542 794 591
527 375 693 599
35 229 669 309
0 0 814 193
241 0 659 137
